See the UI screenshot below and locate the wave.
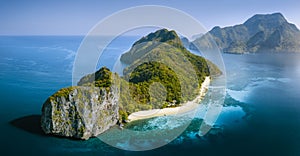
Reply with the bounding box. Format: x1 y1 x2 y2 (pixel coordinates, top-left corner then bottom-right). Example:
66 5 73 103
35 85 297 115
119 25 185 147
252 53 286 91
227 76 291 103
226 89 250 103
23 46 77 60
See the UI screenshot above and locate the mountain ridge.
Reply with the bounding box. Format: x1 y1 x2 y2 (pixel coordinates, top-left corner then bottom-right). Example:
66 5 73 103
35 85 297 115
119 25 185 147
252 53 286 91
120 28 183 64
192 13 300 53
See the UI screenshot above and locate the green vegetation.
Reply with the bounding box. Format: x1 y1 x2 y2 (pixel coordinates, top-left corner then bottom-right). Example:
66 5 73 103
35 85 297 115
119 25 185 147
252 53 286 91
116 29 221 121
120 29 183 64
77 66 112 88
49 87 76 101
118 109 128 121
48 29 221 122
129 61 181 104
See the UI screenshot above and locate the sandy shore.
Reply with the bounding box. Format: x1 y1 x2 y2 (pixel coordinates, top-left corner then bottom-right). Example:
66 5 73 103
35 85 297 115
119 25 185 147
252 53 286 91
127 76 211 122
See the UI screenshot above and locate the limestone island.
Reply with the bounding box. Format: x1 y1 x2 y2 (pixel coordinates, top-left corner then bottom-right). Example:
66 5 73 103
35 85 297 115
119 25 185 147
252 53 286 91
191 13 300 53
41 29 221 140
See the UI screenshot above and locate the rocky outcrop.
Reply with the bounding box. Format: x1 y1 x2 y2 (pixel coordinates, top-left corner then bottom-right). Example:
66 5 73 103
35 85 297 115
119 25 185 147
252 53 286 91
41 86 119 140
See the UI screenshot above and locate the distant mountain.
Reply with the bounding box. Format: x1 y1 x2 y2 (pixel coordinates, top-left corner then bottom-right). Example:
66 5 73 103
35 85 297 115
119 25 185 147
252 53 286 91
191 33 204 41
192 13 300 53
180 36 191 48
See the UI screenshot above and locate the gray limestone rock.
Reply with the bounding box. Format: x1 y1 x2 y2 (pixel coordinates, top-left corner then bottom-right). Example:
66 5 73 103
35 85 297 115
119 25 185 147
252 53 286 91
41 86 119 140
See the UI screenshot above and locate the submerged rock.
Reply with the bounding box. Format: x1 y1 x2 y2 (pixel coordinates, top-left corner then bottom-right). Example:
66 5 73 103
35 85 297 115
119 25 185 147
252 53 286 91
41 86 119 140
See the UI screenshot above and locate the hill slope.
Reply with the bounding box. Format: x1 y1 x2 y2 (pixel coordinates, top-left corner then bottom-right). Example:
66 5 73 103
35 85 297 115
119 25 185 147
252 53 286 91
119 29 221 120
41 29 222 140
192 13 300 53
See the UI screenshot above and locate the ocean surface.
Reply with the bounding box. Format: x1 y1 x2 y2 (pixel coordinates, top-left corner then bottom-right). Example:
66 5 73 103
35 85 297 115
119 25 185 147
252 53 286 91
1 36 300 156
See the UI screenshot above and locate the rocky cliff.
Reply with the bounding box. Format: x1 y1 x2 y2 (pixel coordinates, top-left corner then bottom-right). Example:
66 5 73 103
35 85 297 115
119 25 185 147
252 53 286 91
41 68 119 140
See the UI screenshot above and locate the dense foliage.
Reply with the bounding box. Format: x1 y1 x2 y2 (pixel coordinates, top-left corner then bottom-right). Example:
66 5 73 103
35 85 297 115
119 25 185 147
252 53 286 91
117 29 221 121
77 67 112 89
70 29 221 122
129 61 181 104
120 29 183 64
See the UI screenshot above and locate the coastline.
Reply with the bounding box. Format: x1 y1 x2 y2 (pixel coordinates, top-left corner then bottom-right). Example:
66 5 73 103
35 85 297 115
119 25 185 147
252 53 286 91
127 76 211 122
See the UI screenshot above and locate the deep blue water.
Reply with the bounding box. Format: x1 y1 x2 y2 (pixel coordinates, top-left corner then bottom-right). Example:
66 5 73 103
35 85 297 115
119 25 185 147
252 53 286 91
1 36 300 155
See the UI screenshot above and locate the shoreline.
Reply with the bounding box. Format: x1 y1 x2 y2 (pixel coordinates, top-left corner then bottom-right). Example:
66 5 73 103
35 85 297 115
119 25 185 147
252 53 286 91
127 76 211 122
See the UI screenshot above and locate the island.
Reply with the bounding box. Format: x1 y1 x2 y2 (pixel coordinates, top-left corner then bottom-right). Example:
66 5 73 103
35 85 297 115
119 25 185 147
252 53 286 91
191 13 300 53
41 28 221 140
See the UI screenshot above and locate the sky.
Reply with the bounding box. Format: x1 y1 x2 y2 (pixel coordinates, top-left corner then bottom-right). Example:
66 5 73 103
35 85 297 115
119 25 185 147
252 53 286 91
0 0 299 35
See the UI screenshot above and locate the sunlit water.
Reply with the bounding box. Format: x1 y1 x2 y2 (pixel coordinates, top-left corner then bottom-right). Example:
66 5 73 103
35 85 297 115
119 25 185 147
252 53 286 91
1 36 300 155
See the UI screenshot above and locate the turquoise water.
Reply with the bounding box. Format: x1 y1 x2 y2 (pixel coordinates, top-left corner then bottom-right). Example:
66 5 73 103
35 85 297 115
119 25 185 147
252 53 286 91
1 36 300 155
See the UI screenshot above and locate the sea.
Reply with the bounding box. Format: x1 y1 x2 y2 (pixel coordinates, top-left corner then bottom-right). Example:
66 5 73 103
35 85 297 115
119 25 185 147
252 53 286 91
1 36 300 156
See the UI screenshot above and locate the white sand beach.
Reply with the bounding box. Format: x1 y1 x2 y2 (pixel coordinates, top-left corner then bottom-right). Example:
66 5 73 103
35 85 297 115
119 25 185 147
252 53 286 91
128 76 211 122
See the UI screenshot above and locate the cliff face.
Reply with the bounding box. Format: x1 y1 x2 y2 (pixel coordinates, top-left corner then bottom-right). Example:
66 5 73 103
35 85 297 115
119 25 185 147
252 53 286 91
41 85 119 140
